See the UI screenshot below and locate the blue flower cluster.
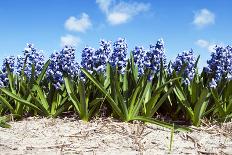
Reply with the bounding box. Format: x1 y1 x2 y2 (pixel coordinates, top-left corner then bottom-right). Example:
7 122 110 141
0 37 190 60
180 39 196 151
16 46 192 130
19 43 45 78
2 56 15 73
81 46 95 74
205 45 232 84
59 46 79 76
47 46 79 89
47 51 62 89
110 38 127 74
16 55 25 75
132 46 146 75
0 44 45 87
6 38 232 90
0 56 15 87
171 49 196 85
144 39 167 75
93 40 111 73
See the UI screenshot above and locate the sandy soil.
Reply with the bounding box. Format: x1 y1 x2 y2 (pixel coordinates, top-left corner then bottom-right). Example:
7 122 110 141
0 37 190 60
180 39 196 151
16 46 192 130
0 117 232 155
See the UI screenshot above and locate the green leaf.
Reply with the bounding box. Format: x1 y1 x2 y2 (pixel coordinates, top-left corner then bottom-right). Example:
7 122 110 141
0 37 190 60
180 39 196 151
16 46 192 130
190 78 198 104
145 94 160 116
173 86 194 119
144 82 152 105
131 79 150 118
64 76 80 113
123 63 129 95
50 91 57 115
0 96 15 114
5 63 16 94
177 63 187 78
88 98 103 118
169 124 175 152
29 64 36 88
20 56 28 79
81 68 124 120
104 63 111 89
0 115 20 128
36 60 50 84
149 87 174 117
33 85 49 110
193 88 209 126
157 58 164 90
31 96 50 116
0 88 42 113
52 104 68 118
89 98 103 107
155 77 181 94
132 116 191 132
130 52 138 82
115 75 128 120
0 117 11 128
194 55 200 69
78 80 88 121
226 98 232 115
211 89 225 116
110 66 118 105
128 81 142 117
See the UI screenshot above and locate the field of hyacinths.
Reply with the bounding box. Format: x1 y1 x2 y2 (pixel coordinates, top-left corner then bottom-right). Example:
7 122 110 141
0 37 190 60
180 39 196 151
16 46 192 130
0 38 232 131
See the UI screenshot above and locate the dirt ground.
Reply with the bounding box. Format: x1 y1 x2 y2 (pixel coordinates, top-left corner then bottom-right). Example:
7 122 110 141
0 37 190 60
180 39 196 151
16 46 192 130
0 117 232 155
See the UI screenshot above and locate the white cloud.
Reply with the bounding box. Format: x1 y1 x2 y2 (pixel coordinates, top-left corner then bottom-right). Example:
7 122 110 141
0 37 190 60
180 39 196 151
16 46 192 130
96 0 150 25
96 0 112 13
60 34 81 47
65 13 92 32
193 9 215 28
195 39 217 53
107 12 130 25
195 39 210 48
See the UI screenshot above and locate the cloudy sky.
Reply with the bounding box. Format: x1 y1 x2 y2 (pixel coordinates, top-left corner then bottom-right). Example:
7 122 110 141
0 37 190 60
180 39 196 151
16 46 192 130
0 0 231 67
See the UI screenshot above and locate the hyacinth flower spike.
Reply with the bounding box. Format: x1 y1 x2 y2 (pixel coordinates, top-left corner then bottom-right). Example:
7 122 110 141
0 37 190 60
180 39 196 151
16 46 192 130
109 38 128 74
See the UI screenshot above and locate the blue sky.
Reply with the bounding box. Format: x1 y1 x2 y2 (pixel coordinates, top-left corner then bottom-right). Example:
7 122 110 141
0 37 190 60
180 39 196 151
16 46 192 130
0 0 231 68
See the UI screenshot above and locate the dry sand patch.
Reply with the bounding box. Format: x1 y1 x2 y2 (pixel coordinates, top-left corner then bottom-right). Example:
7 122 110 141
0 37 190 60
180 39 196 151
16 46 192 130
0 117 232 155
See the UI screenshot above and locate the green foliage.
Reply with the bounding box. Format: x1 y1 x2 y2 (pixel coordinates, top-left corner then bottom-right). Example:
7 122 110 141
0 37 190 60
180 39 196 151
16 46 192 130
143 60 180 117
211 80 232 121
81 62 190 131
1 51 232 130
64 76 103 121
0 60 69 118
0 116 11 128
172 67 210 126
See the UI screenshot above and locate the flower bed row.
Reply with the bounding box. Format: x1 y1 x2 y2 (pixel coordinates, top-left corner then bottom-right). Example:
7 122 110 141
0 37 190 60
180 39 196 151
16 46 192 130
0 38 231 129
